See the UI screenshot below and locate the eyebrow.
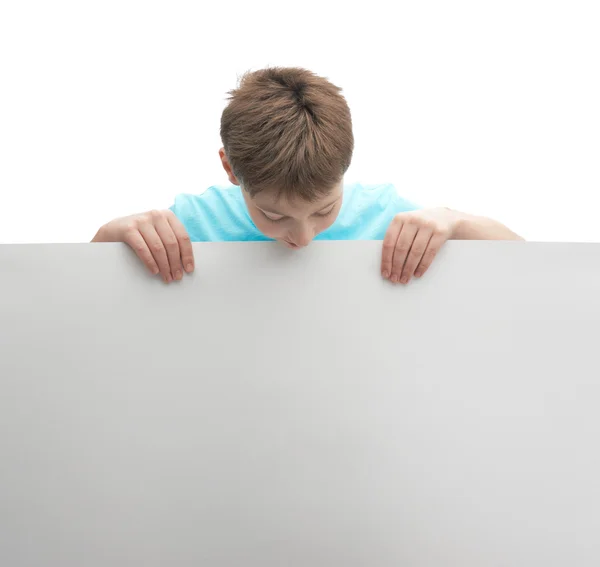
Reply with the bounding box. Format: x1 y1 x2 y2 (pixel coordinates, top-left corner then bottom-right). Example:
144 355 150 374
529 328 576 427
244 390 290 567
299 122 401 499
259 195 341 216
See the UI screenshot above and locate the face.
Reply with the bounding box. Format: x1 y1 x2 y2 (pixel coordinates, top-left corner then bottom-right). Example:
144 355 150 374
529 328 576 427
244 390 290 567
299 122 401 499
242 184 343 248
219 148 343 248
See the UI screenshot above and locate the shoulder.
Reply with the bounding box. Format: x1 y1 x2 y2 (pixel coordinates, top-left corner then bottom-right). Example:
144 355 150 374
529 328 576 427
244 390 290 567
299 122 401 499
320 183 421 241
169 185 257 242
171 185 243 216
342 182 420 213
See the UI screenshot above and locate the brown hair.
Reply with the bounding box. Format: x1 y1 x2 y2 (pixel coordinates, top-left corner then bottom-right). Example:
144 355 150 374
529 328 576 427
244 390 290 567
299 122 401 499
220 67 354 202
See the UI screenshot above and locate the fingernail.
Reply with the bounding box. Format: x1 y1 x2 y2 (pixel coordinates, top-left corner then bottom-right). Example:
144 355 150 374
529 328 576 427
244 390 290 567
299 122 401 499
382 271 390 279
391 275 398 283
166 274 173 283
175 270 182 281
414 271 422 278
186 263 193 273
151 266 159 275
400 276 409 284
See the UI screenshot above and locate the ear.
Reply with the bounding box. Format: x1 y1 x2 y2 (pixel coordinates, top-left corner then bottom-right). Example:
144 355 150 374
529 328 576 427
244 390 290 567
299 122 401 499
219 148 240 186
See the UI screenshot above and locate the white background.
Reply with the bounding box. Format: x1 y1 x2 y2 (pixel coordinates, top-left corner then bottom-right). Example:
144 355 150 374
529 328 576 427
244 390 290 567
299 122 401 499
1 0 598 244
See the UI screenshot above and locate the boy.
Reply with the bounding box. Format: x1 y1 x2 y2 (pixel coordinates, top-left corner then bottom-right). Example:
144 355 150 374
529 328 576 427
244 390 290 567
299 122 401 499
92 67 523 284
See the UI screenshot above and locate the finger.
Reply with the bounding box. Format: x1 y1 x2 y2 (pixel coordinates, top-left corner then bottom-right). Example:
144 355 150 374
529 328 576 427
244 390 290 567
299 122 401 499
381 217 403 279
123 229 160 276
400 229 433 283
138 223 172 283
153 214 184 281
414 233 446 278
167 212 195 274
390 223 418 283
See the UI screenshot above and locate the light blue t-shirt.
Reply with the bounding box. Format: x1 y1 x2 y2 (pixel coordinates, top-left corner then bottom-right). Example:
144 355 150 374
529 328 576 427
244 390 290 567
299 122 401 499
169 183 419 242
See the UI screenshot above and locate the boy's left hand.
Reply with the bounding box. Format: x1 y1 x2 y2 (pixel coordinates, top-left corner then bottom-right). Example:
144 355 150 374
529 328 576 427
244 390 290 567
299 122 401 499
381 208 459 284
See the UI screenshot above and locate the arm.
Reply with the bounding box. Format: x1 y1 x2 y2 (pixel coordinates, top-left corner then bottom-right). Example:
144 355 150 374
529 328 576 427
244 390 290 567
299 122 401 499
449 209 524 241
381 207 524 284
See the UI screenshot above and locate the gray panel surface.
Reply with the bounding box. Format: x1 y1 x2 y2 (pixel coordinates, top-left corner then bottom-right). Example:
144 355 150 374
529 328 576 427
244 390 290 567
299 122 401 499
1 241 600 566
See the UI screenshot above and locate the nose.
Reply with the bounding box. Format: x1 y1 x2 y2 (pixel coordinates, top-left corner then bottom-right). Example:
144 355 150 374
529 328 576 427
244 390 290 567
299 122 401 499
289 223 314 248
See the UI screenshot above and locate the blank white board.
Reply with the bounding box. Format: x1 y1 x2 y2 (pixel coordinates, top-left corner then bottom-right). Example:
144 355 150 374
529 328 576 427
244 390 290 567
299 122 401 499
1 241 600 566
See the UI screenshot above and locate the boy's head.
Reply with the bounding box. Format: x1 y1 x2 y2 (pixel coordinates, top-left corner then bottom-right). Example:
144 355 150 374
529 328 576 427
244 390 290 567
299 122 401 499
219 67 354 248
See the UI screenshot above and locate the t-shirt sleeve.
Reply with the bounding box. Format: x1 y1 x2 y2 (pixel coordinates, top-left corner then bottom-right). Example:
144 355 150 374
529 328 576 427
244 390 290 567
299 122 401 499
168 197 180 218
343 183 423 240
168 194 199 239
169 193 198 230
389 188 421 214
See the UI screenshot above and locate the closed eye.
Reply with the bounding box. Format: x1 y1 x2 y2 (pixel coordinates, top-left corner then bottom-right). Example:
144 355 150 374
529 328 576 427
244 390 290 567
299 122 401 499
261 210 286 222
260 203 336 221
314 205 336 217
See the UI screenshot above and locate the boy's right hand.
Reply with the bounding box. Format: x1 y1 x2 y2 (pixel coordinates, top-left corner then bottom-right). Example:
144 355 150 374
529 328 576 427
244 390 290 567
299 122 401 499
92 210 194 283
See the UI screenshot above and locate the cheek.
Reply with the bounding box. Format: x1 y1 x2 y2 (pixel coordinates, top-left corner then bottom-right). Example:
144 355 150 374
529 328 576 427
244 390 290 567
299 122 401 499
249 212 285 239
316 211 339 233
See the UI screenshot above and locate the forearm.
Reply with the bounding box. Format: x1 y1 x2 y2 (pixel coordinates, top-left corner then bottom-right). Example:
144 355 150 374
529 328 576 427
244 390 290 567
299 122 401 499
450 210 524 241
